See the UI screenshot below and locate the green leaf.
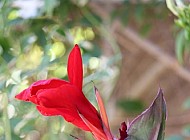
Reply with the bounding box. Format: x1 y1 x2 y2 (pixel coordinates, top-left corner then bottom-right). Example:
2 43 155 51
166 135 184 140
175 30 186 64
166 0 179 16
182 125 190 137
44 0 58 16
34 29 47 47
0 36 13 62
117 99 145 115
126 88 166 140
182 97 190 110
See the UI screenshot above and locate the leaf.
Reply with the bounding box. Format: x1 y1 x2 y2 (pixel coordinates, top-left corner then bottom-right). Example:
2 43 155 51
117 99 145 115
182 97 190 110
166 135 184 140
126 88 166 140
166 0 179 16
44 0 58 16
175 30 186 64
0 36 13 62
182 125 190 137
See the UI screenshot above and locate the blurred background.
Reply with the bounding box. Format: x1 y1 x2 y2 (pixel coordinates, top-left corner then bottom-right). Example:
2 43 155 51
0 0 190 140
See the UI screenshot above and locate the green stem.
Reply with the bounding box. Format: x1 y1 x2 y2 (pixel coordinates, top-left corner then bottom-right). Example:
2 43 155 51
0 0 7 35
3 91 12 140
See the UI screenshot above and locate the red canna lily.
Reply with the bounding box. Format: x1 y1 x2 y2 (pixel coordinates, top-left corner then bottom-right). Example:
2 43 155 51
15 44 113 140
15 44 167 140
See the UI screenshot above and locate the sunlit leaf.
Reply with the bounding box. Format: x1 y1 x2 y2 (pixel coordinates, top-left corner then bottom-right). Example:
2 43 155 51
176 30 186 64
44 0 58 16
16 45 43 70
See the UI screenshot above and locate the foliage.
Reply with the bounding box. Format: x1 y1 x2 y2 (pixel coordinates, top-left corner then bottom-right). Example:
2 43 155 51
166 0 190 63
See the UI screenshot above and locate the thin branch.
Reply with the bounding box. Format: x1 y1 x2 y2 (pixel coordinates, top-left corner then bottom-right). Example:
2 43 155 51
113 22 190 83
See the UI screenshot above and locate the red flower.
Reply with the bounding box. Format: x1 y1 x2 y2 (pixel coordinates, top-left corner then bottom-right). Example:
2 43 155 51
15 44 113 140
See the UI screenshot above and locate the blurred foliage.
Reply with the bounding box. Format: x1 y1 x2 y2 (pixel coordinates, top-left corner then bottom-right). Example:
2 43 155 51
166 2 190 138
117 99 145 115
111 0 167 36
166 135 184 140
166 0 190 64
0 0 189 140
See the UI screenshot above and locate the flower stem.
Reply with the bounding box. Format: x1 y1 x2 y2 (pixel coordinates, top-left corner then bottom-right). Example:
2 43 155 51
3 92 12 140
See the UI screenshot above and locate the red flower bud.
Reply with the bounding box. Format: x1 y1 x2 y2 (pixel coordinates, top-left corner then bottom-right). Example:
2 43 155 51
119 122 128 140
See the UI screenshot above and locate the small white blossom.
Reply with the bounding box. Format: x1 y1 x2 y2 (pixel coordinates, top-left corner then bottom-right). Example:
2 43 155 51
12 0 44 19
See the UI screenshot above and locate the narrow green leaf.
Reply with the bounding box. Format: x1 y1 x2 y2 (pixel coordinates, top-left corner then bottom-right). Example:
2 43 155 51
175 30 186 64
183 97 190 110
0 36 13 62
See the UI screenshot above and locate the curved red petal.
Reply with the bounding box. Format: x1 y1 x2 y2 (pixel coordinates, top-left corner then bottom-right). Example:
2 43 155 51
37 84 104 133
30 78 69 95
15 88 29 101
94 87 112 139
67 44 83 90
15 78 68 102
79 113 107 139
36 105 89 131
37 84 77 108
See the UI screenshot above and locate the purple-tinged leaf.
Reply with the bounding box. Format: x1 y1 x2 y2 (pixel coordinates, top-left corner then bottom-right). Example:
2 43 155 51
126 88 166 140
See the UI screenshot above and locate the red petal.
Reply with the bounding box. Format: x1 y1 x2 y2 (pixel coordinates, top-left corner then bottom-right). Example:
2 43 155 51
15 88 29 101
15 78 68 102
37 84 104 133
36 105 89 131
94 87 112 140
37 84 78 108
30 78 69 95
67 44 83 90
79 113 107 140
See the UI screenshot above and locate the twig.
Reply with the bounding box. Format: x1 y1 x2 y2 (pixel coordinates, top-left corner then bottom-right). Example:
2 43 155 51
114 21 190 83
